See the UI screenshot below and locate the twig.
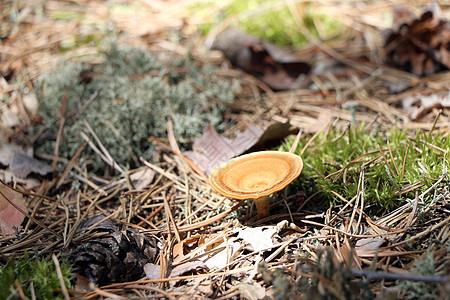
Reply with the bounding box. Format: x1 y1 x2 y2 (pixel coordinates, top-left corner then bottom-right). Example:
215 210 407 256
53 86 69 169
405 192 419 228
352 269 448 283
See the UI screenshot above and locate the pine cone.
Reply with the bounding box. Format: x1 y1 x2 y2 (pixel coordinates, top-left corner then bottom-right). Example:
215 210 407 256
384 3 450 76
70 216 160 285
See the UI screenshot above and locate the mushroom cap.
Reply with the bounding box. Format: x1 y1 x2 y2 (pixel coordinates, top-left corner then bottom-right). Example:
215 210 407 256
209 151 303 200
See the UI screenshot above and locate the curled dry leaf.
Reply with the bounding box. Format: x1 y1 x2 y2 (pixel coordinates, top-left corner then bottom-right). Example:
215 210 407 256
238 281 266 300
0 184 27 235
213 29 311 90
402 91 450 120
0 143 52 179
9 152 53 178
130 167 155 190
198 222 287 270
236 225 281 252
143 263 161 280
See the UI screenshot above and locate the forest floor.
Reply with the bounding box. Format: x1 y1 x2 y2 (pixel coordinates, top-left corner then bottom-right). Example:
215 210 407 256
0 0 449 299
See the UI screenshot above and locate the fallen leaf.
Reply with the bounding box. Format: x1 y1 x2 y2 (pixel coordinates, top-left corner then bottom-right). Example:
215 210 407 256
130 167 155 190
402 91 450 120
143 263 161 280
168 261 207 278
173 234 206 262
355 236 386 253
0 184 27 235
0 143 52 179
183 124 264 176
213 29 310 90
236 225 281 252
203 238 243 270
9 152 53 178
0 143 27 166
144 261 208 280
238 281 266 300
201 221 288 269
0 169 41 189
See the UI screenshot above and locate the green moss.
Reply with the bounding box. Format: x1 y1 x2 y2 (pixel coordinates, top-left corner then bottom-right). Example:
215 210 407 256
280 124 449 211
193 0 343 46
0 252 74 300
34 43 238 173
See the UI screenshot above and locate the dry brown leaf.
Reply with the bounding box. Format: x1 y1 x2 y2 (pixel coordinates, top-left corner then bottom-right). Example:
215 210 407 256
9 152 53 178
213 29 310 90
238 281 266 300
173 234 206 262
130 168 155 190
0 142 52 179
183 124 265 176
355 236 386 253
236 225 282 252
143 263 161 280
402 91 450 120
0 184 27 235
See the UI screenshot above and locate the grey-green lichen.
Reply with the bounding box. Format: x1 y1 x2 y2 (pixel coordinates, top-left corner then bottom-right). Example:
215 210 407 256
34 43 238 173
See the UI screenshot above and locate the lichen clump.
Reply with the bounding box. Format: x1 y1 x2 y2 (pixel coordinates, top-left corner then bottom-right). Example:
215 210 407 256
35 44 238 172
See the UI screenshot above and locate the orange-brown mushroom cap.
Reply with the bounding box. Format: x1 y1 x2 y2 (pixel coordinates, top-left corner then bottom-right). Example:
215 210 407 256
209 151 303 200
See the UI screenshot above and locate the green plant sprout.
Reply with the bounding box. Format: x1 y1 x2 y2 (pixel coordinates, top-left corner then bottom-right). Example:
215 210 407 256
0 252 74 300
280 124 449 211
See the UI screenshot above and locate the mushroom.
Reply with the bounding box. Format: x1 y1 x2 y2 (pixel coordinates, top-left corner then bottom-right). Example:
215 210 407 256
209 151 303 219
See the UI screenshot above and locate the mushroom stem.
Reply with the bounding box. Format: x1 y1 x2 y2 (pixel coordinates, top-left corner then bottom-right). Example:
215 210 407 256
254 195 270 219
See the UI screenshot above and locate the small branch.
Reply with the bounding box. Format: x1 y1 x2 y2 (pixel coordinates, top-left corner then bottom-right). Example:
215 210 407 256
352 269 448 283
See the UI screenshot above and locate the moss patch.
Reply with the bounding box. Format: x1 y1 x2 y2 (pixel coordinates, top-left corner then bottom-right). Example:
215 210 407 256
280 124 449 212
0 252 73 300
194 0 343 46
